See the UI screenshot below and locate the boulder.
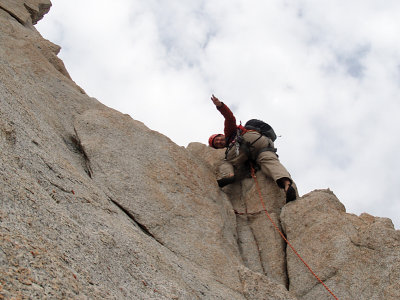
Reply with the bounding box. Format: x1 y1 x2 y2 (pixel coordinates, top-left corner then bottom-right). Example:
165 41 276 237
0 0 51 25
281 189 400 299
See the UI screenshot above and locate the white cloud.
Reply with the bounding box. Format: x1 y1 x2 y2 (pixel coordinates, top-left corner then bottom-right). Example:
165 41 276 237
36 0 400 228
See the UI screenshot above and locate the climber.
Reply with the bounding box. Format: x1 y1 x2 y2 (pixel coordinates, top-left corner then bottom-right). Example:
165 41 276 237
208 94 297 203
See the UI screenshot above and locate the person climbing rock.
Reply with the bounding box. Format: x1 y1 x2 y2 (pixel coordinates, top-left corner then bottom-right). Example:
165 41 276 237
208 94 297 203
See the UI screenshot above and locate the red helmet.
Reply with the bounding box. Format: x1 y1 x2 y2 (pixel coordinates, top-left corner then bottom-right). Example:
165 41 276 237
208 134 222 148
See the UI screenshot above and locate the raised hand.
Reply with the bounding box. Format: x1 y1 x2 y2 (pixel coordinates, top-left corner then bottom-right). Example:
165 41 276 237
211 94 222 107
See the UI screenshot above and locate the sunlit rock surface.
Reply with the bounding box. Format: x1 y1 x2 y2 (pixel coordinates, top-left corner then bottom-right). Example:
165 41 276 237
1 2 399 299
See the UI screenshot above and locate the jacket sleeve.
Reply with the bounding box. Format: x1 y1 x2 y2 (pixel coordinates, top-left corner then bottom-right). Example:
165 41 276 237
217 103 237 140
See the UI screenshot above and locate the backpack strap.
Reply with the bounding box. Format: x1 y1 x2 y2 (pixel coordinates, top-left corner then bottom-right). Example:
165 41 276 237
246 134 278 161
224 127 277 160
257 146 277 155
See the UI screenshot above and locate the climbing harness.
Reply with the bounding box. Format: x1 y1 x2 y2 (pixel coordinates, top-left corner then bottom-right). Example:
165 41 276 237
248 165 339 300
225 129 277 161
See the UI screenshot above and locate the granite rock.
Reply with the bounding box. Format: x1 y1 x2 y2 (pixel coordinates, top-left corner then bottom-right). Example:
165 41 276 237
1 2 399 299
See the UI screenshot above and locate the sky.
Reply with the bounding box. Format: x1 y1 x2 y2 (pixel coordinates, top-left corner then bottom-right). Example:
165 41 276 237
36 0 400 229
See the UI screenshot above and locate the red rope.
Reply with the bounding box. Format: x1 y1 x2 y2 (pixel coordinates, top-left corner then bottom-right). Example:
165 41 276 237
249 167 339 300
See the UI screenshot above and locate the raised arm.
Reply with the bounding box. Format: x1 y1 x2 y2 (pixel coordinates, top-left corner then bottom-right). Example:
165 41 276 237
211 95 237 140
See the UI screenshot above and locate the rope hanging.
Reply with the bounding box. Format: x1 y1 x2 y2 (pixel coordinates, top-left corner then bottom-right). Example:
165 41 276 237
249 166 339 300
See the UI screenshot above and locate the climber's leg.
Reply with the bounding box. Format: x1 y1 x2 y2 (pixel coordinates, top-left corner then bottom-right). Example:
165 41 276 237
257 151 297 202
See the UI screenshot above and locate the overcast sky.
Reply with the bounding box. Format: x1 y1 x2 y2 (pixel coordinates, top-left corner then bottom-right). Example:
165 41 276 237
36 0 400 229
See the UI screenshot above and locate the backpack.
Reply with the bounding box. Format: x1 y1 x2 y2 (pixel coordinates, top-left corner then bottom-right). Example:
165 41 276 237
225 121 277 160
244 119 277 141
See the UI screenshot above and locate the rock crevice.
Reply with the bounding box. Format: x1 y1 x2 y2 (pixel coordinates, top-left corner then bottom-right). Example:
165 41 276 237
108 196 162 244
70 130 93 178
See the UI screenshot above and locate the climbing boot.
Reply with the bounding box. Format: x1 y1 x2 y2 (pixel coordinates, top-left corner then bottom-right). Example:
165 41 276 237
217 176 235 187
285 184 297 203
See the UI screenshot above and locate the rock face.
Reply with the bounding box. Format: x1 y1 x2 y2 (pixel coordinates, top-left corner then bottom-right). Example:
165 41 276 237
1 2 399 299
281 190 400 300
0 0 51 25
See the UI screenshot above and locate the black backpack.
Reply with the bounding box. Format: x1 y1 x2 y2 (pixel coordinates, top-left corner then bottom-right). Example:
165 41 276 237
244 119 277 141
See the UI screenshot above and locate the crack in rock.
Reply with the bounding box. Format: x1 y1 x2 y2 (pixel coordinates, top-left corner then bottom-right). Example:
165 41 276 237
108 197 163 246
